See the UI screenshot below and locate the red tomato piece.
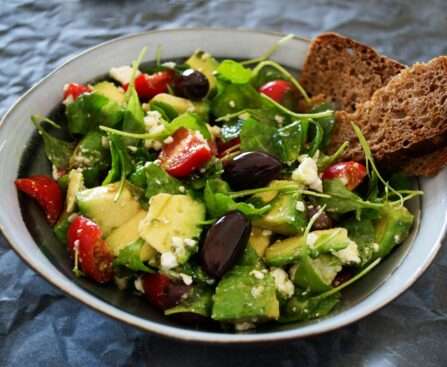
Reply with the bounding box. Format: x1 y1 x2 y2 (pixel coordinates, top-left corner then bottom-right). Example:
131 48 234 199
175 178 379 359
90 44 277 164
159 128 213 177
67 216 113 284
128 70 174 101
258 80 294 103
15 175 63 225
322 161 367 190
142 273 191 311
63 83 91 102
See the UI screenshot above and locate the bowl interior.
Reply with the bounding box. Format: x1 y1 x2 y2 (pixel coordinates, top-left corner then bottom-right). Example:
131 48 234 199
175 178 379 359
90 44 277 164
0 29 445 343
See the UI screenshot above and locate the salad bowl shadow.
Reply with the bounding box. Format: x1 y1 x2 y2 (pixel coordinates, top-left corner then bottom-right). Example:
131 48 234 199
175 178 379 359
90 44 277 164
1 28 446 344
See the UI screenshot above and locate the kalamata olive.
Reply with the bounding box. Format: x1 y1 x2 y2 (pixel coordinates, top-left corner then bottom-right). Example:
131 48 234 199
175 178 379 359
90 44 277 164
142 273 191 311
174 69 209 100
200 211 251 278
222 151 282 190
307 205 334 230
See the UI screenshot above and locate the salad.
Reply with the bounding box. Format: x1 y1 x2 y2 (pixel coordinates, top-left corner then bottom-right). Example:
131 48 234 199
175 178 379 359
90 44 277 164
16 38 421 331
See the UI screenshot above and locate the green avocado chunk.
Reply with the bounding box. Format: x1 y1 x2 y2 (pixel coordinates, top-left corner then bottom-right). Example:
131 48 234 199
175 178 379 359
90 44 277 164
185 50 219 95
252 180 307 236
92 81 125 105
165 286 213 318
374 204 414 259
264 228 351 267
76 182 141 236
149 94 209 120
212 264 279 323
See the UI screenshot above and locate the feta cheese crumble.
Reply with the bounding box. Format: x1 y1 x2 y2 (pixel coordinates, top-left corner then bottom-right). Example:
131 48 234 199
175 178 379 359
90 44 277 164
250 270 265 280
160 252 178 269
235 322 255 331
334 240 361 264
109 65 140 85
306 232 318 248
228 100 236 108
251 285 264 298
134 277 145 293
295 201 305 212
270 268 295 299
179 273 193 286
291 156 323 192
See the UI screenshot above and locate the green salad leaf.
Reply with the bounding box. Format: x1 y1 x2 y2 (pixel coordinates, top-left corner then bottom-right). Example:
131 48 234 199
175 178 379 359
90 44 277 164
113 239 153 272
216 60 253 84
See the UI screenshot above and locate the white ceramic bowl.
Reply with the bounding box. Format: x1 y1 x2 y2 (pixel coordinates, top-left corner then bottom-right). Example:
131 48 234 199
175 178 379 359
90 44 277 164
0 29 446 343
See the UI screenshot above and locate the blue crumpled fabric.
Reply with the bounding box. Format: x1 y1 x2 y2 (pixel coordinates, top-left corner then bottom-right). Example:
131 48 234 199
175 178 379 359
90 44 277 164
1 0 447 366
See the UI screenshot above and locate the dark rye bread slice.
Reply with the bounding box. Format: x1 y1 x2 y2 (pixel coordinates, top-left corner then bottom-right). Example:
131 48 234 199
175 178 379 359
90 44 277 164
400 147 447 176
299 33 405 112
328 56 447 166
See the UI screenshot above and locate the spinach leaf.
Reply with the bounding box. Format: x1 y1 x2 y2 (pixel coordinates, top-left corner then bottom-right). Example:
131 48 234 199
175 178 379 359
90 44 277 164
319 179 382 215
216 60 252 84
31 116 75 171
66 93 123 135
102 134 134 185
239 118 279 156
122 87 145 143
274 120 303 163
113 239 153 273
310 103 335 148
211 83 261 118
204 178 271 218
143 162 185 200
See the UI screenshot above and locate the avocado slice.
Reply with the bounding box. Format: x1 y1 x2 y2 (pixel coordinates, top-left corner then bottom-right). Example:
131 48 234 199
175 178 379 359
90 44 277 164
149 94 209 120
212 265 279 323
186 50 219 95
76 182 141 236
264 228 352 267
165 286 213 318
252 180 307 236
65 169 84 214
374 204 414 259
138 193 205 263
105 210 147 255
291 254 342 294
249 227 271 257
92 81 125 105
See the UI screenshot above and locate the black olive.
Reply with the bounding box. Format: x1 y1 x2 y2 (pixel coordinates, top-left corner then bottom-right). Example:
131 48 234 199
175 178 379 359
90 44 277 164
174 69 209 100
200 211 251 278
222 151 282 190
307 205 334 230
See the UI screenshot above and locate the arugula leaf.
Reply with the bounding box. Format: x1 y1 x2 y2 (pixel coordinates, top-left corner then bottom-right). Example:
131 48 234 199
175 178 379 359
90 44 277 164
31 115 75 171
317 142 349 171
66 93 123 135
319 179 383 216
216 60 252 84
211 83 261 118
113 239 153 272
142 162 185 200
204 179 271 218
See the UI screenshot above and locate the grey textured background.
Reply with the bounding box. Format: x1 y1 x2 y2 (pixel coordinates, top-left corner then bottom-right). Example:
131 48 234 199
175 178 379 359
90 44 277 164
1 0 447 366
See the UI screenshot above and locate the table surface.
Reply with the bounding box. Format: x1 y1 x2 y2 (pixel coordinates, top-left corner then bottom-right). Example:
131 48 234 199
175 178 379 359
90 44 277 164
1 1 447 366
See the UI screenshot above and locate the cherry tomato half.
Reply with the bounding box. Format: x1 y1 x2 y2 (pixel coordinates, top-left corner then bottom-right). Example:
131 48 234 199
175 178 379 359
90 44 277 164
142 273 191 311
159 128 213 178
67 216 113 284
258 80 294 103
15 175 63 225
322 161 367 190
126 70 174 101
63 83 91 102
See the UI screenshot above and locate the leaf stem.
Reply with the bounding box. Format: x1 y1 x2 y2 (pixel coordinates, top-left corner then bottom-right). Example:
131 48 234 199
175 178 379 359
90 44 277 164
241 34 295 66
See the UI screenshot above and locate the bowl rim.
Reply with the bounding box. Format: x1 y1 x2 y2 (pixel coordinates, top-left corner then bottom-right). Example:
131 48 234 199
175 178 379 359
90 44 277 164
1 27 446 344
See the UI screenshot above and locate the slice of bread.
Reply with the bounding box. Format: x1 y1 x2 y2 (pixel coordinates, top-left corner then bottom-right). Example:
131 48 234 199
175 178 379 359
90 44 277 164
327 57 447 166
400 147 447 176
299 33 405 112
